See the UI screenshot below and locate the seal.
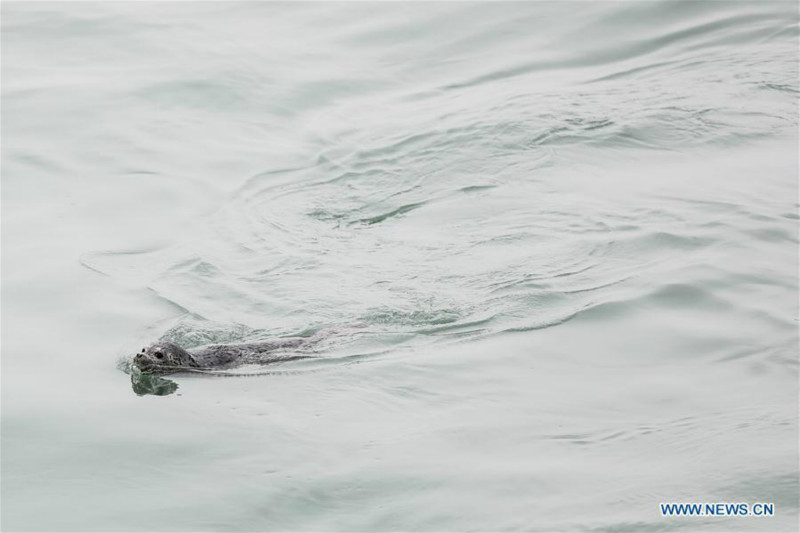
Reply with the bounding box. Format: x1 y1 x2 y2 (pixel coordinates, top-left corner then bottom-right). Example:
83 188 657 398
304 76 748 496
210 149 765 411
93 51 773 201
133 337 312 375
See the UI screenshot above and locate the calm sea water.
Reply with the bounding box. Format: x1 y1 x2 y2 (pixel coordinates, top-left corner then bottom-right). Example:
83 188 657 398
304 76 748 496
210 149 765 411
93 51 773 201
2 1 798 531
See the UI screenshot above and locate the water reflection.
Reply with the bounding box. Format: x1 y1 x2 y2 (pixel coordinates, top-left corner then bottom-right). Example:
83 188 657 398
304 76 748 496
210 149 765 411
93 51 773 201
130 371 179 396
120 360 179 396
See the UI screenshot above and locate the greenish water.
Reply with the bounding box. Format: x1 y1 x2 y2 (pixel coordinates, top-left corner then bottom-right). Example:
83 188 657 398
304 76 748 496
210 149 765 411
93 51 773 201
2 1 798 531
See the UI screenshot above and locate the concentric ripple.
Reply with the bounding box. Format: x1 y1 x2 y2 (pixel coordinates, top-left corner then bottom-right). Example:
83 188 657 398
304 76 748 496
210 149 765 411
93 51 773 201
70 0 797 365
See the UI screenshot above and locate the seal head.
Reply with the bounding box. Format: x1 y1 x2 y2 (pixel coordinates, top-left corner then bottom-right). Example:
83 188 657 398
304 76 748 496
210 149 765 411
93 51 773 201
134 341 197 374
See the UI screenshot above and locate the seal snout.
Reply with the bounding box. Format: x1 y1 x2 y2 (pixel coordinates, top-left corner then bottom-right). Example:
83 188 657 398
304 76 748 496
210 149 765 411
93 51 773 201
133 351 149 371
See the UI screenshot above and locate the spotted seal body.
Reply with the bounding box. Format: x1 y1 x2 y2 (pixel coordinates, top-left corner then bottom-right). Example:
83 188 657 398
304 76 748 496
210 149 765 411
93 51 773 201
134 337 311 374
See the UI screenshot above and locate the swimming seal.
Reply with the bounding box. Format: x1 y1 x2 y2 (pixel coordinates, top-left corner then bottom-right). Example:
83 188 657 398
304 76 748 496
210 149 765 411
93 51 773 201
133 337 312 375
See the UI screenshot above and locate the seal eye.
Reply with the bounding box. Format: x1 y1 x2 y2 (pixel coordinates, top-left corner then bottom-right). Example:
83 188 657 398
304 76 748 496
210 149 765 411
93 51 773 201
154 351 164 359
141 348 145 353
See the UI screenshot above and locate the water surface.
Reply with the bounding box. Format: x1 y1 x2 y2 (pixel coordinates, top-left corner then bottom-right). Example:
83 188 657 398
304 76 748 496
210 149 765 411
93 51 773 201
2 1 798 531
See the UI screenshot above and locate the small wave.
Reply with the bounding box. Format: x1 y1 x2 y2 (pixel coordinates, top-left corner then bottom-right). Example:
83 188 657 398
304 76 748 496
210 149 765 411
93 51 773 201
351 201 427 226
